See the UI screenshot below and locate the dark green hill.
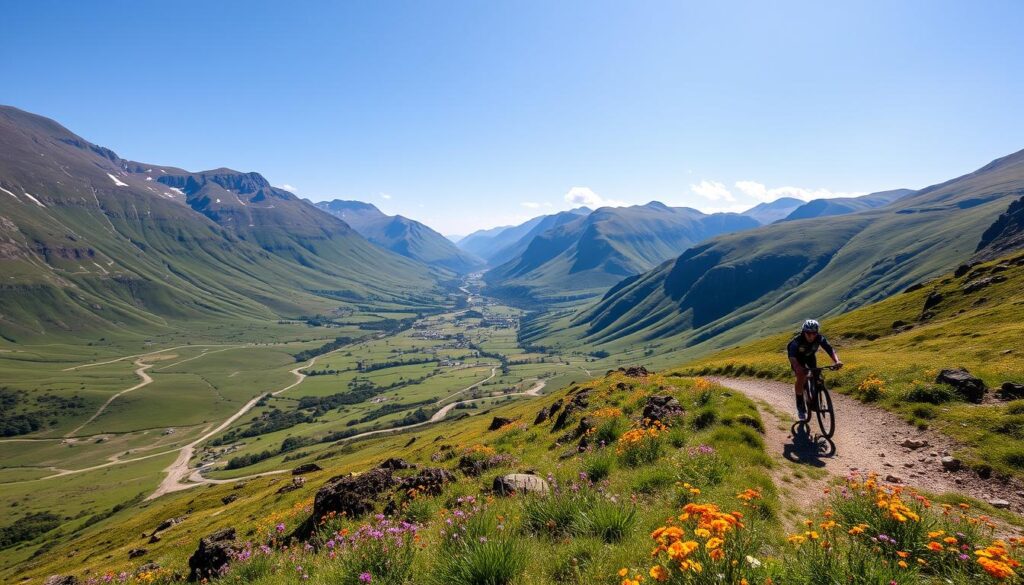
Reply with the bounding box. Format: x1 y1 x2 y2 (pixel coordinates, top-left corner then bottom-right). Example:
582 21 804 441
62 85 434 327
0 106 444 342
559 149 1024 354
484 202 759 302
782 189 913 221
315 199 483 273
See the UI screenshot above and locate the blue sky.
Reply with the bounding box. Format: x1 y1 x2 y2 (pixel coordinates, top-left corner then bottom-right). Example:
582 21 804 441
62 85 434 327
3 1 1022 234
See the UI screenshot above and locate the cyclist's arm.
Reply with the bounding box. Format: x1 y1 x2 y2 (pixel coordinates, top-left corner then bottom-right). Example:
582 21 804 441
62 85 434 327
820 337 841 365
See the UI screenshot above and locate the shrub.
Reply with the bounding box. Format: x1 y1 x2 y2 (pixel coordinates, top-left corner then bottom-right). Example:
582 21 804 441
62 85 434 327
733 413 764 433
582 451 616 483
854 375 886 402
433 538 527 585
676 445 728 487
691 408 716 430
906 382 957 405
593 416 628 446
523 492 590 538
578 500 636 543
616 424 666 467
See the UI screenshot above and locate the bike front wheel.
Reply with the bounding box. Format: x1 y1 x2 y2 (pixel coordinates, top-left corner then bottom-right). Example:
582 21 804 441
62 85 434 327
815 385 835 438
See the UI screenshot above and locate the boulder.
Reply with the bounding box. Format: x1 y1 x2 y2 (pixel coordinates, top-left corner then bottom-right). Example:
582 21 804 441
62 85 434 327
936 369 986 403
291 463 323 475
533 407 549 425
493 473 550 496
552 392 590 432
128 548 147 559
884 474 903 484
152 516 186 535
148 534 162 544
900 438 929 450
312 468 396 520
623 366 650 378
488 416 519 431
923 291 943 310
221 494 238 505
187 527 237 582
1000 382 1024 399
377 458 415 470
643 395 685 424
43 576 78 585
989 499 1012 509
963 275 1007 293
399 467 455 495
941 456 962 471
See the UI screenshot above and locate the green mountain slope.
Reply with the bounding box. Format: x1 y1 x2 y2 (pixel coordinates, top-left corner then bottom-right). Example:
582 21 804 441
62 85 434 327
0 106 444 342
974 193 1024 261
558 149 1024 355
456 207 591 264
782 188 914 221
485 202 760 302
315 199 483 273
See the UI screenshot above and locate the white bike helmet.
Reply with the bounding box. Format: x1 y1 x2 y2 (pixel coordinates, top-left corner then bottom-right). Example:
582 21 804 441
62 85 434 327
801 319 820 333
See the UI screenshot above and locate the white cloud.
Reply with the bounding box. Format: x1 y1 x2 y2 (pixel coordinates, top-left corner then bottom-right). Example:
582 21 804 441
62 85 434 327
379 192 392 200
521 201 553 209
734 180 864 202
563 186 625 208
690 180 735 202
276 183 298 192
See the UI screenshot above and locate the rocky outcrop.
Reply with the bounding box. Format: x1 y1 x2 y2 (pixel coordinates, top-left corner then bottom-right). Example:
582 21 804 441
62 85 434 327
43 576 78 585
552 390 591 432
312 468 396 520
534 399 563 425
488 416 519 431
621 366 650 378
973 195 1024 262
187 527 238 582
277 477 305 494
378 457 415 470
1000 382 1024 399
291 463 322 475
398 467 455 495
936 369 986 403
493 473 550 496
642 395 685 424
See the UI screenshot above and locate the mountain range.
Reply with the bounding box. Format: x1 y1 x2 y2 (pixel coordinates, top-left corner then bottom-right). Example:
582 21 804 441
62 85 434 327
483 202 760 301
0 106 445 342
315 199 483 273
549 148 1024 355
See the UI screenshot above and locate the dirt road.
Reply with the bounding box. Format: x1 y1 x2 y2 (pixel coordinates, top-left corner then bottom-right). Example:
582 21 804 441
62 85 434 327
710 376 1024 515
65 360 155 437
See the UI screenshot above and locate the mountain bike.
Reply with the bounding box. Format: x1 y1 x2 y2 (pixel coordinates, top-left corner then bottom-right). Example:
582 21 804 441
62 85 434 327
802 364 841 438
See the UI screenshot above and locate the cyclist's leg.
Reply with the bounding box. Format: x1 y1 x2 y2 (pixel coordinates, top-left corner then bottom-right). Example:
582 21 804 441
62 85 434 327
803 356 818 409
791 358 808 419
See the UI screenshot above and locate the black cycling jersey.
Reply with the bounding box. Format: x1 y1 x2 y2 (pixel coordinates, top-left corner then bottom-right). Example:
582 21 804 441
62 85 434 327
787 333 836 367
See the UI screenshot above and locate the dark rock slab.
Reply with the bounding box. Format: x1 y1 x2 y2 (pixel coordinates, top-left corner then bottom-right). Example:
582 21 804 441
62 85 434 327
187 527 237 582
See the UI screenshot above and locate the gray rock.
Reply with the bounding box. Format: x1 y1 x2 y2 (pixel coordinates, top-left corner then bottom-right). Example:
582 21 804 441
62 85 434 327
936 369 986 403
493 473 550 496
885 474 903 483
901 438 929 450
291 463 323 475
941 456 961 471
128 548 147 559
44 576 78 585
989 499 1011 509
187 527 237 581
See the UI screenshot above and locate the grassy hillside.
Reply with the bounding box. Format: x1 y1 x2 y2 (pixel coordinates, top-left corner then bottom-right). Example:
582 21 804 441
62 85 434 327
549 148 1024 359
0 106 447 343
681 249 1024 479
12 368 1023 585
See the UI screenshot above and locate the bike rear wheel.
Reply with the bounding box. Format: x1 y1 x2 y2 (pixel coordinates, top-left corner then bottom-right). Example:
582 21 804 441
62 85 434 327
815 384 835 438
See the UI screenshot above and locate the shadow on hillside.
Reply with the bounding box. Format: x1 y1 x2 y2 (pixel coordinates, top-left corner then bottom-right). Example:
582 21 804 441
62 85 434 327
782 422 835 467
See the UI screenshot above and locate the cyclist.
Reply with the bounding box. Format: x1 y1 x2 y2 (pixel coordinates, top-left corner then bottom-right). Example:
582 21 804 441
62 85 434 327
788 319 842 420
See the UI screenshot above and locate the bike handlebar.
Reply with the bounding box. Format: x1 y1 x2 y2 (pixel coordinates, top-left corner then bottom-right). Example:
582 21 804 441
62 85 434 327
808 364 843 372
